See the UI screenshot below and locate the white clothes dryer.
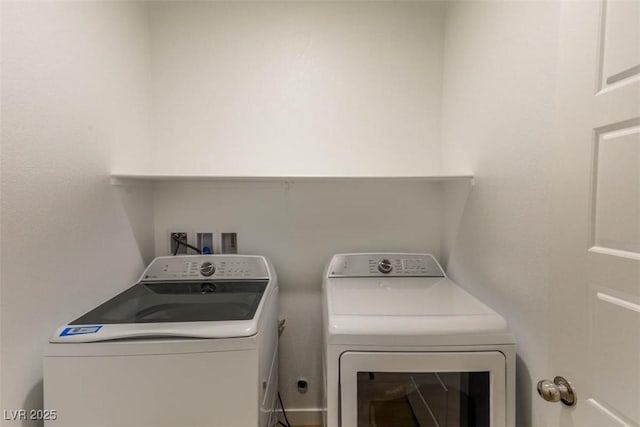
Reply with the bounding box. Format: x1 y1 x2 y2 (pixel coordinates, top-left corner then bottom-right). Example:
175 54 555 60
44 255 279 427
322 253 515 427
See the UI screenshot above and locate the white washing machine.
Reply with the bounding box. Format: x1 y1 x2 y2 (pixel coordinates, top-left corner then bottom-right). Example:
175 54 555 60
322 253 515 427
44 255 279 427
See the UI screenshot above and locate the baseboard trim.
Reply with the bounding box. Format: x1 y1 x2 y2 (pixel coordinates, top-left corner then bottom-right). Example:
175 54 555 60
275 407 325 426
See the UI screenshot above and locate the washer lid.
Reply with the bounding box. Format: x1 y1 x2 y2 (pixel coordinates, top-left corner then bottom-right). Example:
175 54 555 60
51 280 270 343
69 280 268 325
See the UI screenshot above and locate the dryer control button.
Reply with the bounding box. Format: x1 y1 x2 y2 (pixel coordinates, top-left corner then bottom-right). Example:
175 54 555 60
200 262 215 277
378 259 393 274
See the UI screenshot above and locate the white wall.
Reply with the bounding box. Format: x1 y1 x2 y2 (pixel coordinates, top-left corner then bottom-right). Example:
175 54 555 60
148 1 445 176
0 2 153 424
440 2 561 426
153 180 444 414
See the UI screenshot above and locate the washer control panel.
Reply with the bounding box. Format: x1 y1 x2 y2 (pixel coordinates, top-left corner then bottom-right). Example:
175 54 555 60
328 253 445 278
141 255 270 281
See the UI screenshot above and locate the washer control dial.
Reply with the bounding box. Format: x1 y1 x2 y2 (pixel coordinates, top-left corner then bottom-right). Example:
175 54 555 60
200 262 215 277
378 259 393 274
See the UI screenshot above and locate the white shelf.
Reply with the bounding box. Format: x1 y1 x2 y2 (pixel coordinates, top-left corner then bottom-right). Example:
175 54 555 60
110 173 474 186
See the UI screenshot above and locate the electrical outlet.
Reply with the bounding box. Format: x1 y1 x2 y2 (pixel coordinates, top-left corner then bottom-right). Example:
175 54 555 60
196 232 215 254
297 378 308 394
170 232 188 255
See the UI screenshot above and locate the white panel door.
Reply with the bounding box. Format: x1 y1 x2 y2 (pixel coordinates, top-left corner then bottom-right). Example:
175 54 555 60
549 1 640 426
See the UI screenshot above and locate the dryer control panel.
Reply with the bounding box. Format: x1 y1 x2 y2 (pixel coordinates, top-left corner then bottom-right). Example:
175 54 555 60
141 255 270 281
327 253 445 278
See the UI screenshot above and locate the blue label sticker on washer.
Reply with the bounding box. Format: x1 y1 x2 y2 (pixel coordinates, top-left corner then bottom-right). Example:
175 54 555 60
59 326 102 337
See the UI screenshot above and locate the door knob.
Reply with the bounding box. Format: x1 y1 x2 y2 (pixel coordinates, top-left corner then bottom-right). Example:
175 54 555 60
537 376 576 406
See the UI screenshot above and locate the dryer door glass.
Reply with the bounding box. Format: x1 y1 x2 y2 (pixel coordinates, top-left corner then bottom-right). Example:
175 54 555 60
340 351 506 427
356 371 489 427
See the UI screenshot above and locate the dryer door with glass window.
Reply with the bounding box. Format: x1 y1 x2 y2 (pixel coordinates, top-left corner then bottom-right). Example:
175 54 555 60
339 351 506 427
